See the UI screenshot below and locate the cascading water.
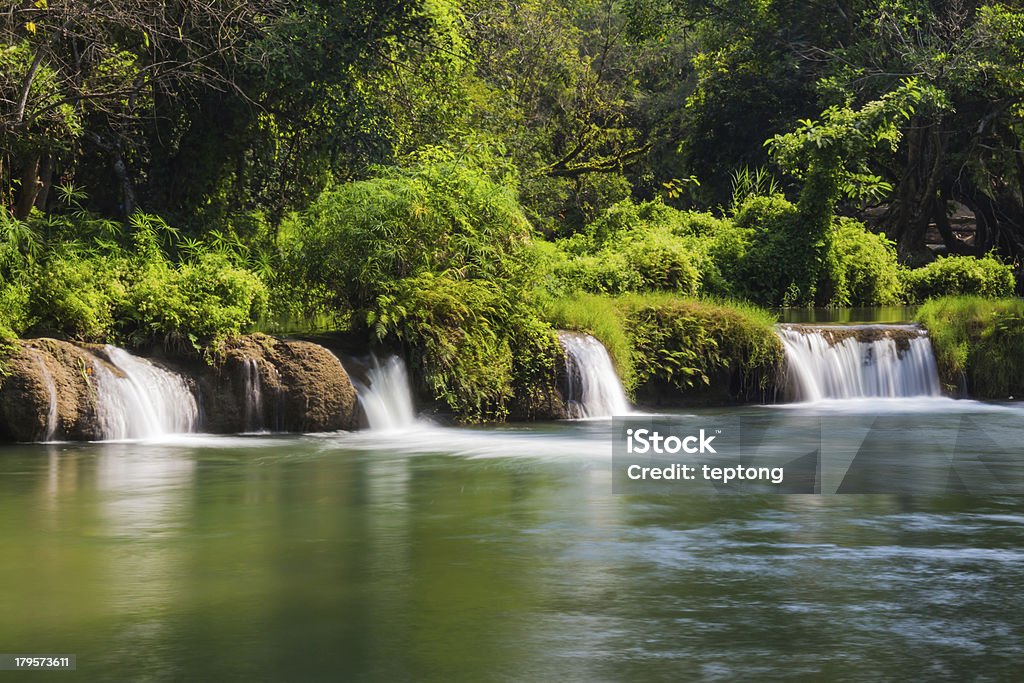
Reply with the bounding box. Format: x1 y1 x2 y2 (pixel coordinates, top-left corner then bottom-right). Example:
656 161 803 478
353 355 417 430
242 358 264 432
559 332 632 418
90 346 199 440
777 324 941 401
29 349 59 441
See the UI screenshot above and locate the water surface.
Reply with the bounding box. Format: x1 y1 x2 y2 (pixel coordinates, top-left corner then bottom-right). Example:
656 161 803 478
1 404 1023 681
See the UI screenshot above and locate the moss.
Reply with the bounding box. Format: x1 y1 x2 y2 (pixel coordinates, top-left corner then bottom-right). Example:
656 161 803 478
915 296 1024 398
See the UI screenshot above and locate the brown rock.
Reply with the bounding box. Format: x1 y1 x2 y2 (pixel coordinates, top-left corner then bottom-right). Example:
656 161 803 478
0 339 107 441
198 334 359 433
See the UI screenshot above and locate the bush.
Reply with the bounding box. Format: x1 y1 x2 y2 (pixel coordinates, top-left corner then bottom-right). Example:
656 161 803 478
542 292 783 402
282 153 534 313
916 296 1024 398
904 254 1015 302
823 218 904 306
619 294 782 397
373 272 560 421
282 153 559 422
27 252 128 341
0 210 270 350
729 194 807 305
117 252 269 349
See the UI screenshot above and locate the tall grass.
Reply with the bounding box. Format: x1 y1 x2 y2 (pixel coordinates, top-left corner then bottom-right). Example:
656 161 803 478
916 296 1024 398
541 292 782 400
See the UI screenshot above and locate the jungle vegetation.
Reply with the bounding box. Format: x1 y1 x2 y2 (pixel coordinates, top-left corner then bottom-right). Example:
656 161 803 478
3 0 1024 417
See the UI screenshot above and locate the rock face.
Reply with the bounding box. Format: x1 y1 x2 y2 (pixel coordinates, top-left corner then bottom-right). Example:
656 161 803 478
0 334 361 442
0 339 107 441
198 334 360 433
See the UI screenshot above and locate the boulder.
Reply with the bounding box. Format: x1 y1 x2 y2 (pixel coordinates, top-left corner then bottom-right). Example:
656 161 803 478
0 339 106 441
198 334 360 433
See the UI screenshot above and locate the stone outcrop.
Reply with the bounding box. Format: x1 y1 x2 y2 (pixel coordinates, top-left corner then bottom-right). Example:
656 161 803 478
0 339 108 441
0 334 361 441
197 334 360 433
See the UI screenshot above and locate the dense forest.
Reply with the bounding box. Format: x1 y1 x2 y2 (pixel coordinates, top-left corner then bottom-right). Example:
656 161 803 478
3 0 1024 418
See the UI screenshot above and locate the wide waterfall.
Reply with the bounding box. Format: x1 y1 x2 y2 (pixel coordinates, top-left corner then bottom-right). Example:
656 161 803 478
559 332 632 418
91 346 199 440
353 355 417 430
777 324 942 401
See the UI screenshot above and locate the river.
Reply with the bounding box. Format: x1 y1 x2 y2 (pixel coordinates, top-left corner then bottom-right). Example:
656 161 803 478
1 403 1023 681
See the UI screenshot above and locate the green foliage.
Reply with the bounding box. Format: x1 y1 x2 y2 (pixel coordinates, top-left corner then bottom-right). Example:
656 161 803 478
729 194 805 305
28 251 127 340
283 153 558 422
116 253 269 350
619 294 782 397
903 254 1016 303
0 209 268 350
823 218 904 307
916 297 1024 398
542 292 782 400
284 150 533 313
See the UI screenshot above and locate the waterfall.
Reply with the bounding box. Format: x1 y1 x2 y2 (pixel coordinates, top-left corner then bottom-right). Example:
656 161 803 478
242 358 264 432
777 324 942 401
559 332 631 418
29 349 59 441
90 346 199 440
353 355 417 430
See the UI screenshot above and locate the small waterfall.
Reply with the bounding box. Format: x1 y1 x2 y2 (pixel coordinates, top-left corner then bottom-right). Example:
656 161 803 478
29 349 59 441
353 355 416 430
559 332 631 418
242 358 264 432
91 346 199 440
778 324 941 401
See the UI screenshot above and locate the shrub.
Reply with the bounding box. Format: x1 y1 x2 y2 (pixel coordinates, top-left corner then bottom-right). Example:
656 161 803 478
283 153 558 422
916 296 1024 398
542 292 783 402
373 272 559 421
283 154 534 313
619 294 782 397
904 254 1015 302
27 252 128 341
117 253 269 349
822 218 904 306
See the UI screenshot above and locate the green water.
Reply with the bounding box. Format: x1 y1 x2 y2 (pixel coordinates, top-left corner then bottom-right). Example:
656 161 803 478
1 408 1023 681
777 306 920 324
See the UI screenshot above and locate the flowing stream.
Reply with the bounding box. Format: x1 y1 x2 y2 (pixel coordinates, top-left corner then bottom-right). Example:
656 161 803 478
559 331 631 418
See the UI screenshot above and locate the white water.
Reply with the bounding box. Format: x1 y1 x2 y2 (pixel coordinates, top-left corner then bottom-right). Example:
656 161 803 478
559 332 632 418
29 349 59 441
242 358 264 432
353 355 417 431
91 346 199 440
778 325 942 401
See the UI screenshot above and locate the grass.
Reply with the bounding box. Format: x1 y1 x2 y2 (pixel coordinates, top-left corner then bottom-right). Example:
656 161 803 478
541 291 783 401
915 296 1024 398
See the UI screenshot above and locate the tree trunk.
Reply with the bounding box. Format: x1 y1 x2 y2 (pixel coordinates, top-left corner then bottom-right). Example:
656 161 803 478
14 156 41 220
112 148 137 217
34 154 53 211
932 188 973 255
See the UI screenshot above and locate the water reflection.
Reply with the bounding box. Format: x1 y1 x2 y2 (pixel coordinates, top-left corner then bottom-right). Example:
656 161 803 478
0 415 1021 680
